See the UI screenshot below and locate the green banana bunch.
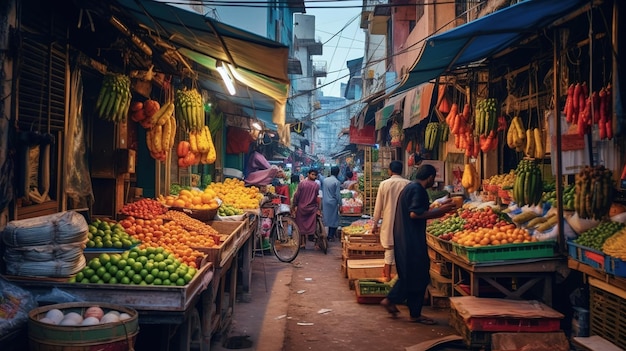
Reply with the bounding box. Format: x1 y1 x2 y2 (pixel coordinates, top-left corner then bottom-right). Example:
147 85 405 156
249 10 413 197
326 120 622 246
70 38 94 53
440 123 450 142
424 122 439 151
175 88 205 132
95 73 132 122
513 159 542 207
475 98 498 137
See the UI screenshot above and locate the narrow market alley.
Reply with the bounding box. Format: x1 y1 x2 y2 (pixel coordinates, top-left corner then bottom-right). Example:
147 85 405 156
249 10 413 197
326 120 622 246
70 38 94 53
210 240 462 351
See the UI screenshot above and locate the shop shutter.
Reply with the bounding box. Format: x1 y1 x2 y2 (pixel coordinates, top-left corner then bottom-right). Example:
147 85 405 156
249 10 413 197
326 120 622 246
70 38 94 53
17 7 67 132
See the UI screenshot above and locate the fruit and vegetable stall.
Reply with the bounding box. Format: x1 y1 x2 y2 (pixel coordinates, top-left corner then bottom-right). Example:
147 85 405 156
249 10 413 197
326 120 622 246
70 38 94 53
425 204 563 306
1 181 264 350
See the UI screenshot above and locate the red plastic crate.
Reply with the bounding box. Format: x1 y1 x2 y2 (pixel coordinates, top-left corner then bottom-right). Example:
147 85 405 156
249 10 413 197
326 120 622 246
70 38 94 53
465 316 561 332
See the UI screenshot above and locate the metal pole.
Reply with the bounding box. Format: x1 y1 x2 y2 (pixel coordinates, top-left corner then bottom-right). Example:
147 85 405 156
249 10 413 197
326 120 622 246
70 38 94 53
553 30 565 253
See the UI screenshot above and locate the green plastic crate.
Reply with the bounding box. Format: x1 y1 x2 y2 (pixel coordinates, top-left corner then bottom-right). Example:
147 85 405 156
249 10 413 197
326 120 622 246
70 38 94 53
356 279 393 296
452 241 556 263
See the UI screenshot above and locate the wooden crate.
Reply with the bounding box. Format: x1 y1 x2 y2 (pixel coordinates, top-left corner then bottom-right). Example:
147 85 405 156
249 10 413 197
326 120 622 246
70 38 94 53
589 282 626 349
429 286 450 309
343 242 385 260
449 307 492 349
194 221 247 267
430 269 452 296
347 259 395 289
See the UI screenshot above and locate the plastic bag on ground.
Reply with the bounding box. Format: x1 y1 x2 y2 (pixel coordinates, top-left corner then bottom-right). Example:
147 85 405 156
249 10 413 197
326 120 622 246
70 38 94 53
0 276 36 338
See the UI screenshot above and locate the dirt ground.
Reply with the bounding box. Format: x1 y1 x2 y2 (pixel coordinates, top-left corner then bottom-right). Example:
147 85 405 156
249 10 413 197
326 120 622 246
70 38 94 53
212 239 463 351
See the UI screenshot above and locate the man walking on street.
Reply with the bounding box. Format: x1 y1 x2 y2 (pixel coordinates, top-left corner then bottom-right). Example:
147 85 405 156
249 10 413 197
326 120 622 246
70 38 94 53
322 166 342 241
372 161 411 281
292 169 320 248
380 164 456 324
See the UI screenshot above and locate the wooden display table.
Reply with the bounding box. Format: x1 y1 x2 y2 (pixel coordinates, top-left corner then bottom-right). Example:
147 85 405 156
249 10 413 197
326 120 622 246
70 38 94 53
428 241 566 306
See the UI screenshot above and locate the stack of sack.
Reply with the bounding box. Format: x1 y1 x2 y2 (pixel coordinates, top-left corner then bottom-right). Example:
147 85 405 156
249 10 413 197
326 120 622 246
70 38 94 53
2 211 88 278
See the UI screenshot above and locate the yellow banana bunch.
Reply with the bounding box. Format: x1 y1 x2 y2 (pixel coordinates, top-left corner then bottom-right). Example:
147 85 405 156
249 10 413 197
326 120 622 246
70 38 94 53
506 116 527 152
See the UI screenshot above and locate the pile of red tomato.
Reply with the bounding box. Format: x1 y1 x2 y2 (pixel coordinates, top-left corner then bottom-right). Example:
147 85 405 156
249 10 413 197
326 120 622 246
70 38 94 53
120 198 167 219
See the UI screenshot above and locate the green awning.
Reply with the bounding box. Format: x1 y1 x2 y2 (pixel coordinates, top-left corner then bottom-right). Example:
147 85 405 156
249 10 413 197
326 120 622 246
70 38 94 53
114 0 289 124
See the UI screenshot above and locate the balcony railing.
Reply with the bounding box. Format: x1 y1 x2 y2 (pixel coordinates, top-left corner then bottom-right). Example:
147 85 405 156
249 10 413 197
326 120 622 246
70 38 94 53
312 61 327 78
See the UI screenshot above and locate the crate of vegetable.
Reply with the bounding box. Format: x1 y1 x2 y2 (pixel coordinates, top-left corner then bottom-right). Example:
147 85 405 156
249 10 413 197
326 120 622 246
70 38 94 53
426 234 453 253
567 241 606 270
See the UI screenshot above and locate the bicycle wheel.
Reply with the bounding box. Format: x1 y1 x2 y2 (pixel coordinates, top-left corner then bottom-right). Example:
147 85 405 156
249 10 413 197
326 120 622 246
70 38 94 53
316 217 328 254
271 216 301 262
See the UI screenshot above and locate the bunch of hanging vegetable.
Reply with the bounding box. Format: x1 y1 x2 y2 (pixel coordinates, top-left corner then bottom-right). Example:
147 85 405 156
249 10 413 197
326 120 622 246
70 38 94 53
445 102 478 157
475 98 506 153
444 97 504 158
563 82 612 139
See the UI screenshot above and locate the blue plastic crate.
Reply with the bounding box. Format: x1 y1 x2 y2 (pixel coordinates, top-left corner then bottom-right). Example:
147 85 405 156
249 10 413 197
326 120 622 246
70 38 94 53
605 256 626 278
567 241 605 271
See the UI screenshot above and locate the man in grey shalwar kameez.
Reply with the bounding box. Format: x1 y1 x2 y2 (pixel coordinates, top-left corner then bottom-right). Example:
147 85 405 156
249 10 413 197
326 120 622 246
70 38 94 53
322 166 342 241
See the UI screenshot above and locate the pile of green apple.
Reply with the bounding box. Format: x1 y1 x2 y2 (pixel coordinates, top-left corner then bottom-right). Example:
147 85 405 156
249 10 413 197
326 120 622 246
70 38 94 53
72 247 197 286
87 218 139 249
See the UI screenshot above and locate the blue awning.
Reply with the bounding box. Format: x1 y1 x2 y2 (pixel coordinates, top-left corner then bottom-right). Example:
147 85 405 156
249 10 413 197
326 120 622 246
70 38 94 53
394 0 590 95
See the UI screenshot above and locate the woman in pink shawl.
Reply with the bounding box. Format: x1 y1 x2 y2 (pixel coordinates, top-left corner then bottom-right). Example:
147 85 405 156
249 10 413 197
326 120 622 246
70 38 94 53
292 169 319 248
244 144 282 186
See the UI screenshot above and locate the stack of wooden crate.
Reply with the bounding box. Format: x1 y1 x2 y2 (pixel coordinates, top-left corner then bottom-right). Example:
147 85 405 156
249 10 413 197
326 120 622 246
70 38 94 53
341 234 389 289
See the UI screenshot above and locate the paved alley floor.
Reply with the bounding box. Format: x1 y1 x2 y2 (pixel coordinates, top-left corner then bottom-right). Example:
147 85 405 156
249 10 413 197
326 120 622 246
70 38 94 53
212 239 462 351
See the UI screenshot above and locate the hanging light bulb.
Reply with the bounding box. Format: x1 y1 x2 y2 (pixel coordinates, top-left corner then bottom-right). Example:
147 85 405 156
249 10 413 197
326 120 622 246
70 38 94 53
216 60 236 95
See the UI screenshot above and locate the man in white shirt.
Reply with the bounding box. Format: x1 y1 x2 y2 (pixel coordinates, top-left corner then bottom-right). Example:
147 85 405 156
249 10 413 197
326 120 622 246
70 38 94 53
371 161 411 282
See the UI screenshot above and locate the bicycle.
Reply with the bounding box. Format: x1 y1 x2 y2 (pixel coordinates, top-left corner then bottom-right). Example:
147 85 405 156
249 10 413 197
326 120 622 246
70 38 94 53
314 212 328 254
258 193 301 262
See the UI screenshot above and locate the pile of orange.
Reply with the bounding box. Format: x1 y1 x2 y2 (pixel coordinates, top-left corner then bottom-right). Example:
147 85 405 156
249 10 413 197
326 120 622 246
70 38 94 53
158 188 219 210
119 216 217 268
450 222 536 247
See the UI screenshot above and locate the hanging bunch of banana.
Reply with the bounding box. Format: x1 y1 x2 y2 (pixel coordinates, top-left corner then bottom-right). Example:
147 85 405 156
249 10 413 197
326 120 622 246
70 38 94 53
439 122 450 142
525 127 545 159
188 126 216 165
175 87 205 132
575 166 614 220
513 159 543 207
474 98 498 137
145 102 177 162
424 122 440 151
95 73 132 122
506 116 527 152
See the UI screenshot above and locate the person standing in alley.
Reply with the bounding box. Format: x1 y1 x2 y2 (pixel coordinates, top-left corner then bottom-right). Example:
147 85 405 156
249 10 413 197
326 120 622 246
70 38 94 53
380 164 456 324
371 161 411 282
292 169 320 248
342 170 357 190
322 166 342 242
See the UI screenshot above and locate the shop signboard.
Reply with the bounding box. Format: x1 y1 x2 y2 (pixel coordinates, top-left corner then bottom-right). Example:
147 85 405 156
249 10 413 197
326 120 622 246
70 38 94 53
349 124 376 145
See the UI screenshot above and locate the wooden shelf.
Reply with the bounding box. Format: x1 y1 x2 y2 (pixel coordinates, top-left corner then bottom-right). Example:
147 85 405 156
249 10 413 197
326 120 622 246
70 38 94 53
362 147 397 216
567 258 626 292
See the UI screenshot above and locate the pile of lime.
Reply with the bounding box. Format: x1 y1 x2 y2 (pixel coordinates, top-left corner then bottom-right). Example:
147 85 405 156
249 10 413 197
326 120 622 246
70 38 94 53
87 219 139 249
71 247 197 286
218 203 244 217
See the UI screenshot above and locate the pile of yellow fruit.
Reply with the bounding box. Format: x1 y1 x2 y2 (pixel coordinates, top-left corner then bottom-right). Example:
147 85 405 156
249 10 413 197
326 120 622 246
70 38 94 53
206 178 263 209
483 170 516 189
158 188 220 210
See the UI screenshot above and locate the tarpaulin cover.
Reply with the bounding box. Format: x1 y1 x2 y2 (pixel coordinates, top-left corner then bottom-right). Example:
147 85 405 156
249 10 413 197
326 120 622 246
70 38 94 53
394 0 590 95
